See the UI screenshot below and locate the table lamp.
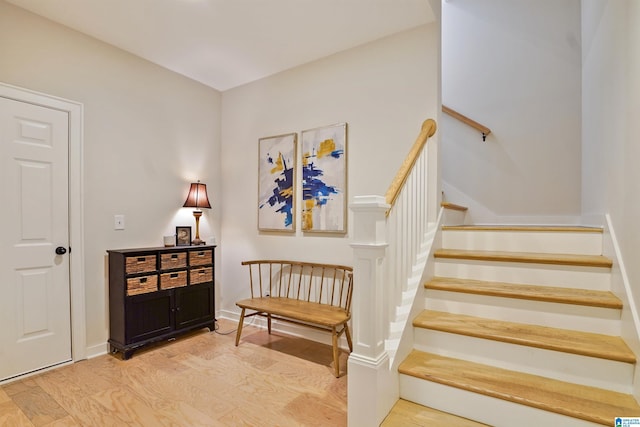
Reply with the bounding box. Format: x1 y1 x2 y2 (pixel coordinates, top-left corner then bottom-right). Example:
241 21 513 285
183 180 211 245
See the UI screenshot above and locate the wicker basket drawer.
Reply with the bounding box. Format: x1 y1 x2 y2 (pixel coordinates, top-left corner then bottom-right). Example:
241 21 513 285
190 267 213 285
126 275 158 296
125 255 157 274
160 270 187 289
160 252 187 270
189 250 212 266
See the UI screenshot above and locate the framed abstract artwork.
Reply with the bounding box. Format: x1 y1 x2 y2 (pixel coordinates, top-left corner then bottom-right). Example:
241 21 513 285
258 133 297 232
301 123 348 233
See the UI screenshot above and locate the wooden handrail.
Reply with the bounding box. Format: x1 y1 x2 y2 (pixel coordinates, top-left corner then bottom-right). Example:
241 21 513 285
384 118 436 213
442 105 491 141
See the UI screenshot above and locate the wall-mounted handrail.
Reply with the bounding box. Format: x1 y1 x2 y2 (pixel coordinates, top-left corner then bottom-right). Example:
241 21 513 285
384 118 436 214
442 104 491 141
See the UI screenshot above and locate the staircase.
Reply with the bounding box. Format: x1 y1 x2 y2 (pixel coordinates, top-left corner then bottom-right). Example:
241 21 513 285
384 224 640 426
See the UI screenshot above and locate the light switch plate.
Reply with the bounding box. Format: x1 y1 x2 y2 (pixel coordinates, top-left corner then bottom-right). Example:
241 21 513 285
114 214 125 230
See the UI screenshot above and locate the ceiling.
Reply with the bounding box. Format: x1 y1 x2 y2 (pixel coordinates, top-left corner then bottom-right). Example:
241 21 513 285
7 0 434 91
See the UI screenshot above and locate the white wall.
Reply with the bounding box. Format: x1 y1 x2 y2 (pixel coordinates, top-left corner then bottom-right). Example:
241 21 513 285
0 1 222 354
441 0 583 224
582 0 640 362
219 25 439 318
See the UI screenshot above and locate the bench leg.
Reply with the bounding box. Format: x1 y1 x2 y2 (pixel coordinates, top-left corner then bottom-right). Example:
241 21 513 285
332 327 340 378
235 308 246 346
267 314 272 334
344 323 353 352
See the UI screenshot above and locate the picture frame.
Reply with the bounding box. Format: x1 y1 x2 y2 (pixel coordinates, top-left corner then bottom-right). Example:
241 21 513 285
258 132 297 232
301 122 348 233
175 226 192 246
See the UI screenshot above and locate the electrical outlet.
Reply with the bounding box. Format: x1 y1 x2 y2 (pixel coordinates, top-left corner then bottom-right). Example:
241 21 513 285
114 214 125 230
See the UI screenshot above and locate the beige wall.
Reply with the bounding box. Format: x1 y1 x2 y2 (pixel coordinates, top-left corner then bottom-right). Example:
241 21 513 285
0 1 437 353
219 24 438 319
0 1 222 354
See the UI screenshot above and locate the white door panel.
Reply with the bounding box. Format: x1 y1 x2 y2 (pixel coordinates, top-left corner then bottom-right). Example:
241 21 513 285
0 96 71 381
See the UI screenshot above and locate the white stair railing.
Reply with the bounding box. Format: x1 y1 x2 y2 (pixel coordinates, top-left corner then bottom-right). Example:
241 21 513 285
348 119 437 427
386 134 431 332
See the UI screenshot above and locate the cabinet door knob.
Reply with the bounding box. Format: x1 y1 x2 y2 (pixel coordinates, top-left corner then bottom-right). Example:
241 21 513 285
55 246 67 255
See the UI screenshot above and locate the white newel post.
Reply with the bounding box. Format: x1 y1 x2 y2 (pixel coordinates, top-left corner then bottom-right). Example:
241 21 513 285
348 195 394 427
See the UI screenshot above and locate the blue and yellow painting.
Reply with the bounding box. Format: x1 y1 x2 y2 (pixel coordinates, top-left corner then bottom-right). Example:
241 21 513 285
301 124 347 232
258 134 296 231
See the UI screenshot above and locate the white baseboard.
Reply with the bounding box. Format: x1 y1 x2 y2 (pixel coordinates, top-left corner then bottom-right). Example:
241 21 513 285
603 214 640 401
84 342 109 359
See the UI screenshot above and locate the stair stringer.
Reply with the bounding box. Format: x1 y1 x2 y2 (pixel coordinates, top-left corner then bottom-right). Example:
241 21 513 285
365 209 447 427
604 213 640 402
388 205 461 371
385 216 443 362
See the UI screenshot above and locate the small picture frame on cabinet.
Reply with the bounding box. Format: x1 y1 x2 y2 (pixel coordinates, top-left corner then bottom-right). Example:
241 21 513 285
176 226 192 246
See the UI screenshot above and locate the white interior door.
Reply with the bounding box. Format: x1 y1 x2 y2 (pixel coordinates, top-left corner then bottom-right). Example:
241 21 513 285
0 96 72 381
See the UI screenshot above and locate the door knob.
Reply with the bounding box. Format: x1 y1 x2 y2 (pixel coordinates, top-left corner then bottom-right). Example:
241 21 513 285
55 246 67 255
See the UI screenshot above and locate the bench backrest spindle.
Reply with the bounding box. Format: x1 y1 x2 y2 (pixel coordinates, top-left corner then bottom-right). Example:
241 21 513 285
277 262 283 297
295 265 303 300
305 266 312 303
249 266 256 299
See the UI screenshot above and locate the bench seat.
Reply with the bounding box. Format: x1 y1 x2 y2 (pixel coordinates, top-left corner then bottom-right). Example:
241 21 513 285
236 297 350 327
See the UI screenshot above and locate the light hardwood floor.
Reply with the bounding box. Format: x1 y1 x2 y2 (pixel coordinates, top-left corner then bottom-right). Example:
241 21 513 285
0 319 348 426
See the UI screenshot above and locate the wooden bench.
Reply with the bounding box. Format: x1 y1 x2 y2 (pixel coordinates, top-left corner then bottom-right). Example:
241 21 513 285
235 260 353 377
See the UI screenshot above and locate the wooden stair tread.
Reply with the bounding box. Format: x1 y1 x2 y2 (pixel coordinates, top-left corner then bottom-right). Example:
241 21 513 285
434 248 613 268
442 225 603 233
441 201 468 212
381 399 490 427
413 310 635 363
399 350 640 426
426 277 622 309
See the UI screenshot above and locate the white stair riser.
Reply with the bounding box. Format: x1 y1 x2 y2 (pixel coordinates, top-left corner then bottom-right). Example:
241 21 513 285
442 230 603 255
442 208 467 226
399 375 603 427
435 259 611 290
424 290 621 335
413 329 634 393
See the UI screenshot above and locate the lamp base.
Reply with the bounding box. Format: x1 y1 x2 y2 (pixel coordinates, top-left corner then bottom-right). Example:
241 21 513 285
191 210 205 245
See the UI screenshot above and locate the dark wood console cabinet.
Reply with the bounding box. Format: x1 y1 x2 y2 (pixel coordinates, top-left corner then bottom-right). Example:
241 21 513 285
107 245 216 359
